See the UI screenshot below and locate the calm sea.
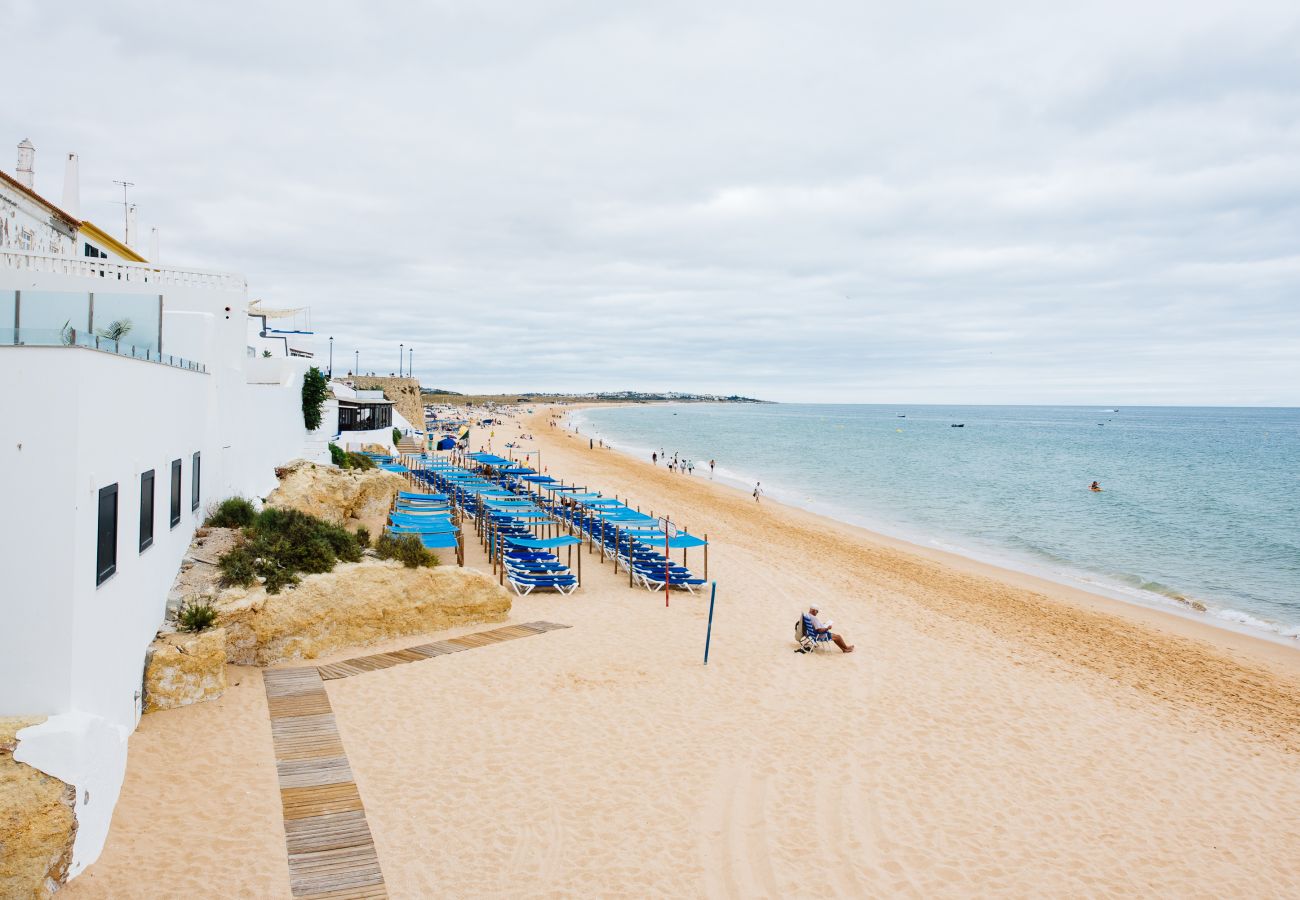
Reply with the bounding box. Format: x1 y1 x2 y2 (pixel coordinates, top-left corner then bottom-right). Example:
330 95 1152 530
570 404 1300 642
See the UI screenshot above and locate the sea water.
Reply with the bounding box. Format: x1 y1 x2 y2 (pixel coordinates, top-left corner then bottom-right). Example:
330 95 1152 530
570 404 1300 642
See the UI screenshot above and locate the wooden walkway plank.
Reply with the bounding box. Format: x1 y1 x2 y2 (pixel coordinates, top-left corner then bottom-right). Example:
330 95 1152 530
315 621 570 681
264 668 387 899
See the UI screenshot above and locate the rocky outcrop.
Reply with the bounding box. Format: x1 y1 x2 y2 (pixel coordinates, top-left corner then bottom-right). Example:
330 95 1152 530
142 629 228 713
265 459 407 536
350 376 424 431
0 718 76 899
216 560 511 666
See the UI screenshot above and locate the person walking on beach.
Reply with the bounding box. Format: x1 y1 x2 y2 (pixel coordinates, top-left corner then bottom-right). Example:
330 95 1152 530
710 459 715 479
806 605 855 653
753 482 762 502
652 451 658 465
688 460 695 475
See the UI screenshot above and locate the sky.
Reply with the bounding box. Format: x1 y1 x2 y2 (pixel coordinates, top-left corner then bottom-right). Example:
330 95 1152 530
4 0 1299 404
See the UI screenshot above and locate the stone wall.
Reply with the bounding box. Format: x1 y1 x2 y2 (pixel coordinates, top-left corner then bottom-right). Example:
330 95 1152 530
216 560 511 666
0 717 76 899
142 629 228 713
350 376 424 433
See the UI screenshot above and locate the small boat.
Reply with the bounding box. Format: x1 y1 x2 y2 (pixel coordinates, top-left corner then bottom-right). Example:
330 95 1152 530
951 423 964 427
897 414 906 418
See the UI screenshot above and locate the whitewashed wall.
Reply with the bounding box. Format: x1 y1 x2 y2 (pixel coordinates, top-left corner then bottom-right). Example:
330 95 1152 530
0 258 322 877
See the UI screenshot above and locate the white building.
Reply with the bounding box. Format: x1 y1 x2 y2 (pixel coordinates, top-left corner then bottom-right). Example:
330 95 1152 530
0 148 330 880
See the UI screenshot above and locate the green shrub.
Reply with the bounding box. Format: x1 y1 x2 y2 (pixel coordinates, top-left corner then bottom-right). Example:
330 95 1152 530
393 427 403 447
302 366 329 430
215 507 362 594
205 496 257 528
177 597 218 633
355 526 371 548
218 543 258 588
345 452 375 470
374 533 439 568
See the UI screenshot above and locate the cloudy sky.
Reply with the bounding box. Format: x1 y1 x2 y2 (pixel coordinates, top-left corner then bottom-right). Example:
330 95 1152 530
5 0 1299 403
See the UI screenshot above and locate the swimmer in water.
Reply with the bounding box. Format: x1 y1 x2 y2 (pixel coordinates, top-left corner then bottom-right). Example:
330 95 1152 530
1090 481 1102 492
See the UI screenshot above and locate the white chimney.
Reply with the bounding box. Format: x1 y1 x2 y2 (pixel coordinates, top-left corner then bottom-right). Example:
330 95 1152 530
62 152 80 217
149 226 160 262
16 139 34 189
126 203 137 248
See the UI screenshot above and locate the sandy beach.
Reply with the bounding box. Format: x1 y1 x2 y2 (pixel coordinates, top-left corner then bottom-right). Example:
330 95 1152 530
66 404 1300 898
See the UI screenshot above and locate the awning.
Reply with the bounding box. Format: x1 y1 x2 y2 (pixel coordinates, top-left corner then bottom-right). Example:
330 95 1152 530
504 536 583 549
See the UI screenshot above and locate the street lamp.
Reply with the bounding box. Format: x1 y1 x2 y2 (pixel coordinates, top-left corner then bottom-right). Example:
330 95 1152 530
354 349 359 377
328 336 333 378
399 343 404 378
409 347 413 380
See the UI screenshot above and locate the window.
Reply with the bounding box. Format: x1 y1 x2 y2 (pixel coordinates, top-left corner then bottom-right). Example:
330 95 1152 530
191 452 201 511
139 470 155 552
84 243 106 258
170 459 182 528
97 484 118 586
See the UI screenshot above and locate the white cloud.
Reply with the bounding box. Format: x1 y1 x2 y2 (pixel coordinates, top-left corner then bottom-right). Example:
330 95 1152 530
4 0 1298 402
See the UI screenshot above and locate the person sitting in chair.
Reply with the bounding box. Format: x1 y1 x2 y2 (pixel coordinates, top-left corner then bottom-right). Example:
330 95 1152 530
805 605 855 653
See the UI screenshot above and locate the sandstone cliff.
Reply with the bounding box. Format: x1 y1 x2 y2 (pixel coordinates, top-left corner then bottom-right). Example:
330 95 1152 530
0 718 76 898
216 560 511 666
265 459 407 536
142 629 228 713
350 376 424 433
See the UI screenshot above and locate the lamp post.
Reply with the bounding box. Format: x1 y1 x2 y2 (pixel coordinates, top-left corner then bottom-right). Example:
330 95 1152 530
409 347 413 380
354 349 359 377
399 343 404 377
328 336 333 378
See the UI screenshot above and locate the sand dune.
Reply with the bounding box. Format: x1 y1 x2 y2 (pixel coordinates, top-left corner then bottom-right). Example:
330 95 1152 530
68 405 1300 897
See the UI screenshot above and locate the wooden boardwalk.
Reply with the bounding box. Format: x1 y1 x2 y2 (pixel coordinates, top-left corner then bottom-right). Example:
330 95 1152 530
316 621 571 681
263 621 570 898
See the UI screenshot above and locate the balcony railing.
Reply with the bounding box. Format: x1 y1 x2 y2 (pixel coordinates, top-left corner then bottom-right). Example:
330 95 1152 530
0 328 207 373
1 250 246 290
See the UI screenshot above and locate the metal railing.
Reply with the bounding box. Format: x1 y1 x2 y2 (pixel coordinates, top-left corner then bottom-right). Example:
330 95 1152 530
0 327 207 373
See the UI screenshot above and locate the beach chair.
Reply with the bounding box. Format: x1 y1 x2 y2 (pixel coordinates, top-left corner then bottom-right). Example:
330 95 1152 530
796 613 832 653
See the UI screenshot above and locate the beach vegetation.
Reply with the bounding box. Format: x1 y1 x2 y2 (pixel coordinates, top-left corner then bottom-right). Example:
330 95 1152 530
355 526 371 548
216 507 363 594
176 597 218 633
328 442 377 471
301 366 329 430
262 349 272 358
393 427 403 447
204 496 257 528
374 533 439 568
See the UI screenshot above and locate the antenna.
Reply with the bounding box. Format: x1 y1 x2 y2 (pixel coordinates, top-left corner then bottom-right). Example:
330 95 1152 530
112 179 135 243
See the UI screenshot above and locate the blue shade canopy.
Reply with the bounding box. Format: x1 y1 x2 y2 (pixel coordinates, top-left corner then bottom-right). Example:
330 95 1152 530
399 491 448 501
505 536 583 549
521 475 556 483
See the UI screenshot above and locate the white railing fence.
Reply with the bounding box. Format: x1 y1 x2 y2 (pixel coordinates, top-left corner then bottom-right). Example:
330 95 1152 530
0 251 246 291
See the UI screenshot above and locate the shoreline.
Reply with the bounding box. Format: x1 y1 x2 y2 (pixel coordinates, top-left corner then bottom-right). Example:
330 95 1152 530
563 401 1300 654
533 404 1300 745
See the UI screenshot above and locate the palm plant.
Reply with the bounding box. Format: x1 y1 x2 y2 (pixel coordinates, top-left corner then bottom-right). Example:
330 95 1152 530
97 318 133 342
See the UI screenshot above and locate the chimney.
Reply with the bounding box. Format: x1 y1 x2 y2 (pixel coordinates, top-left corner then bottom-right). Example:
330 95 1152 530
149 226 160 262
62 152 80 217
126 203 137 248
16 139 34 189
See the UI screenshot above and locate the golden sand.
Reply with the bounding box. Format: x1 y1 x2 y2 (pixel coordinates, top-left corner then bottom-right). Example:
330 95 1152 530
67 406 1300 897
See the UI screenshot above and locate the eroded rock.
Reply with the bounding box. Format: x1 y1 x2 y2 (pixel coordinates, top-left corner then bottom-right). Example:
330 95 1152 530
0 717 77 898
142 629 229 713
264 459 407 536
216 560 511 666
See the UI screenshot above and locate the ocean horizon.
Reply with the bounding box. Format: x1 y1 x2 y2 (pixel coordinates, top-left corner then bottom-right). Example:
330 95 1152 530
571 402 1300 644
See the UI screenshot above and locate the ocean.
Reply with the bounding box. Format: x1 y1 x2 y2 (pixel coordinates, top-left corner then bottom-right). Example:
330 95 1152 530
569 403 1300 643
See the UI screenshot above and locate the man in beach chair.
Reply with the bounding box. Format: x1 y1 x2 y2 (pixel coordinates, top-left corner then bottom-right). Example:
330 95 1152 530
797 605 855 653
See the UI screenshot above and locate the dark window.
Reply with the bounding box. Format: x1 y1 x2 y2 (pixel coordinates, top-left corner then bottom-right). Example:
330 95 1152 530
191 452 201 511
84 243 105 258
170 459 182 528
337 403 393 431
97 484 118 586
139 470 155 552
